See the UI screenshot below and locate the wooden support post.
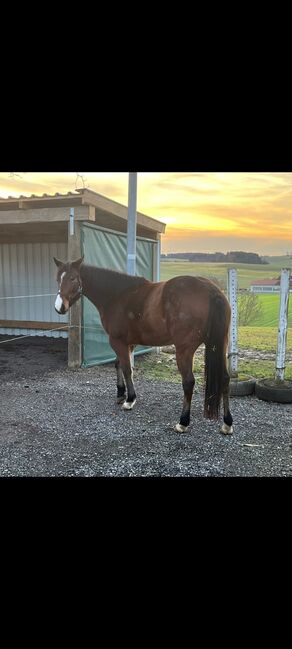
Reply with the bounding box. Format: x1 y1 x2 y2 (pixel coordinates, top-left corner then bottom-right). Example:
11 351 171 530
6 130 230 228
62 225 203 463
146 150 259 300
67 213 82 369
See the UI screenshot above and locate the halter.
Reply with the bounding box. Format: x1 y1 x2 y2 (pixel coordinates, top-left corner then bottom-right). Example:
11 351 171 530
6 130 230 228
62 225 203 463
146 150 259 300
57 279 83 303
75 285 83 298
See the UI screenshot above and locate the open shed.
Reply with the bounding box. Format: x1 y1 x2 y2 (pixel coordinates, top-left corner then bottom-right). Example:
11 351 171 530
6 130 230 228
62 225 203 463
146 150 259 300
0 188 166 367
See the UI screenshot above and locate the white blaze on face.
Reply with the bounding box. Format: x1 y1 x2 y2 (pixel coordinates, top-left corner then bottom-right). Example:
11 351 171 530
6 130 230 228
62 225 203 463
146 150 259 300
55 272 66 313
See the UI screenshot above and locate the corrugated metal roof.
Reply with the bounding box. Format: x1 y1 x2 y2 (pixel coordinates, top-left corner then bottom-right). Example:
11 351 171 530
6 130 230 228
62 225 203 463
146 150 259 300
0 190 80 200
0 188 166 233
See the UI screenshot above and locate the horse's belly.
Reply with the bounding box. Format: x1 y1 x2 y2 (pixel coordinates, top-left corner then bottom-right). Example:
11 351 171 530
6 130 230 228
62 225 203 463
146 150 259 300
131 333 171 346
128 319 171 346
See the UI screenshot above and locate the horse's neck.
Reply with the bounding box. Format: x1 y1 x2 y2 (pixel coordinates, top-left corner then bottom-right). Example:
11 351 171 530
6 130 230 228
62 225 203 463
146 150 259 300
80 265 108 307
80 264 146 308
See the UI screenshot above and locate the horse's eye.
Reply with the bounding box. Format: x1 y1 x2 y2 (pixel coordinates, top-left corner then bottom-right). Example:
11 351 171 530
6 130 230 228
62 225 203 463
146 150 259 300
70 276 76 281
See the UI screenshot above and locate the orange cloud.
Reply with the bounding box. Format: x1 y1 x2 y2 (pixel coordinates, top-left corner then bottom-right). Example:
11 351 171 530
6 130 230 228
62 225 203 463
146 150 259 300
1 172 292 255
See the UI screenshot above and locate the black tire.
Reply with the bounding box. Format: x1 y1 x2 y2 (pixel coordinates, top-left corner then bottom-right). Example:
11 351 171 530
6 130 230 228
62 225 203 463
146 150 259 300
255 379 292 404
229 376 256 397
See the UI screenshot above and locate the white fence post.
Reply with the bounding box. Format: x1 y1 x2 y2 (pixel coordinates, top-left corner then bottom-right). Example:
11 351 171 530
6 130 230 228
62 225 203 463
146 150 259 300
69 207 75 236
227 268 238 377
275 268 290 381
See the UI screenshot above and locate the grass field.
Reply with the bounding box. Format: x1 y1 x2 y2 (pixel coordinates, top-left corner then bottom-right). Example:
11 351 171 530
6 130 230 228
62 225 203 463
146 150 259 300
161 257 292 327
137 259 292 383
249 295 292 327
161 256 292 290
238 326 292 351
136 326 292 383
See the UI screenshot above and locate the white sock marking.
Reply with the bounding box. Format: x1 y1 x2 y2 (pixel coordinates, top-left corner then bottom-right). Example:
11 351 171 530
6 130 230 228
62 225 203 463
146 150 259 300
122 399 136 410
220 423 234 435
175 423 188 433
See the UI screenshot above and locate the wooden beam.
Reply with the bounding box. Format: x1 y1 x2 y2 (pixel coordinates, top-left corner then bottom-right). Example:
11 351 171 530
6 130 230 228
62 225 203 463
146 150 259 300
0 222 68 244
81 189 166 233
67 219 82 369
88 204 95 221
93 209 159 240
0 190 166 234
0 205 90 225
0 320 68 331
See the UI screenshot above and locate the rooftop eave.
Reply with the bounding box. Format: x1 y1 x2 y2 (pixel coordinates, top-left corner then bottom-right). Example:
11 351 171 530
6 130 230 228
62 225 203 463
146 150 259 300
78 188 166 234
0 188 166 234
0 192 83 211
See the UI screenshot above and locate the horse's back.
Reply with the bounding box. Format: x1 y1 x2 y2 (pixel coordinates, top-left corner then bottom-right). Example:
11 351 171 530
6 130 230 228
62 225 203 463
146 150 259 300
161 275 230 341
105 274 229 347
165 274 221 293
162 275 226 306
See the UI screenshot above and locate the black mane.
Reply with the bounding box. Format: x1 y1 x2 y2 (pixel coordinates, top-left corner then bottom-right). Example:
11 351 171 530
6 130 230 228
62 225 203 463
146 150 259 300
80 264 149 305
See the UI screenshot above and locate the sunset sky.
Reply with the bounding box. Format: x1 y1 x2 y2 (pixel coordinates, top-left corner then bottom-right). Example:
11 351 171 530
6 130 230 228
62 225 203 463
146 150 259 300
0 172 291 255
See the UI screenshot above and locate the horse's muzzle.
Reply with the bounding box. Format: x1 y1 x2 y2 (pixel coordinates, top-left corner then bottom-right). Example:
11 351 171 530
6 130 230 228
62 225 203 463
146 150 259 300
55 304 68 315
55 293 68 315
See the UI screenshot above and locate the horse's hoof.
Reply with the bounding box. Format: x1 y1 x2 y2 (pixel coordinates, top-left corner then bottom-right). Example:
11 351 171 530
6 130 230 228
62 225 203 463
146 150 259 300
175 423 188 433
122 399 136 410
220 423 234 435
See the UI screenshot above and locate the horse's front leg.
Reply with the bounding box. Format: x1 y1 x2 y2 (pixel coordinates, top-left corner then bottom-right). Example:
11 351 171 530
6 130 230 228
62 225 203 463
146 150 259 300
110 339 136 410
115 357 126 404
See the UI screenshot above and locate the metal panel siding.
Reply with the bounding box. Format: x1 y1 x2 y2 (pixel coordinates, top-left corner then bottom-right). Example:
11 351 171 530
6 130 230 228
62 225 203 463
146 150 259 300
0 242 68 337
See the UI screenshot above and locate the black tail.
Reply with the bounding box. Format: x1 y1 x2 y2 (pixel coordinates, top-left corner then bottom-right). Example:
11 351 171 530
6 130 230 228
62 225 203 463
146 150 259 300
204 293 230 420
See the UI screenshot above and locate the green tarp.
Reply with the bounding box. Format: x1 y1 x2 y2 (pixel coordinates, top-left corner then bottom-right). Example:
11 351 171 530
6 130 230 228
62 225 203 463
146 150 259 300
81 223 157 367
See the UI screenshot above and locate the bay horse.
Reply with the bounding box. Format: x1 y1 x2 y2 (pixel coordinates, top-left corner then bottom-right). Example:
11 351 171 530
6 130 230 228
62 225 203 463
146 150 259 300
54 257 233 435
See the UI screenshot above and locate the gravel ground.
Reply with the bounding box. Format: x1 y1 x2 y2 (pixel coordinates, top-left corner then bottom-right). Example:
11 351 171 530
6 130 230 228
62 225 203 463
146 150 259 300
0 335 292 477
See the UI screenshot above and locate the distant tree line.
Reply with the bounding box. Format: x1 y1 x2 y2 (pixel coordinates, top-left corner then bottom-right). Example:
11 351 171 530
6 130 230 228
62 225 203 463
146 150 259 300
161 251 268 264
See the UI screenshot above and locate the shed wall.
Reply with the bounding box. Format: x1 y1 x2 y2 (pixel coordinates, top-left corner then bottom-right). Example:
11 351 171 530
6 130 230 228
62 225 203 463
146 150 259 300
0 242 68 337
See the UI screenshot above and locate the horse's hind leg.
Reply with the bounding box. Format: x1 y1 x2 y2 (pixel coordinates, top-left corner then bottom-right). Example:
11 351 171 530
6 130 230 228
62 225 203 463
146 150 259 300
110 339 136 410
115 357 126 404
175 346 195 433
220 367 234 435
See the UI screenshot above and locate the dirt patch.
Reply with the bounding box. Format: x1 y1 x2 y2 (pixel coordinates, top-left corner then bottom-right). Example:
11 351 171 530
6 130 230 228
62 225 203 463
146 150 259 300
1 335 292 477
0 335 67 380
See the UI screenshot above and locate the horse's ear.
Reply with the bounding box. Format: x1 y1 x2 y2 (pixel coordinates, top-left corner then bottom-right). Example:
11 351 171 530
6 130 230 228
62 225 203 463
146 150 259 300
72 256 84 268
53 257 64 268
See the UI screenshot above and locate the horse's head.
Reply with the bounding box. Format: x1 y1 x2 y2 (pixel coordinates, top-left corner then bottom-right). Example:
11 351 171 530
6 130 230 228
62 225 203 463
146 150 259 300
54 256 84 314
